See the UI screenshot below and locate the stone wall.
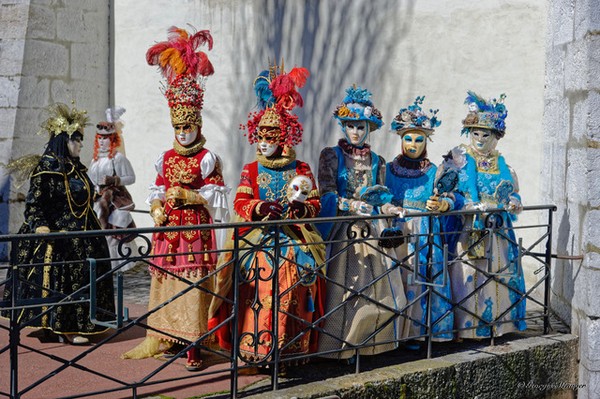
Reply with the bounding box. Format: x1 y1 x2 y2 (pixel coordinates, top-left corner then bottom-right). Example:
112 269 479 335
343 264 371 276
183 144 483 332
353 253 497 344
244 335 579 399
543 0 600 397
0 0 111 251
0 0 29 259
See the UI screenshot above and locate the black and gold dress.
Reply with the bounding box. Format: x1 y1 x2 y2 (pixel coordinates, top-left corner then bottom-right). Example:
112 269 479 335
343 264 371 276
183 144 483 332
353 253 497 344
2 154 115 335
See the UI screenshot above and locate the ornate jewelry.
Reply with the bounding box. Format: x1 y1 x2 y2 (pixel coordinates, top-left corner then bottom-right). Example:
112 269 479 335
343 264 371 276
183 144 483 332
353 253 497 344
256 147 296 169
173 135 206 156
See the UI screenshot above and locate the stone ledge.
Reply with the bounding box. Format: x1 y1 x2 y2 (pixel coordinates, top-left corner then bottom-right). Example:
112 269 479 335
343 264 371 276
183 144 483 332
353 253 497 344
243 334 578 399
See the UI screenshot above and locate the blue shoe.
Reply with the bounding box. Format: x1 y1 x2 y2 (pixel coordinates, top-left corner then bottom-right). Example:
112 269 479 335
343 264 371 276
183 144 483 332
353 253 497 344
405 341 421 351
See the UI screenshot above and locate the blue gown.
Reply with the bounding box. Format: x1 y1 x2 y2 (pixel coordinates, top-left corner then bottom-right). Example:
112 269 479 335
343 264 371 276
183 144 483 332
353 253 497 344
451 144 526 338
384 156 454 341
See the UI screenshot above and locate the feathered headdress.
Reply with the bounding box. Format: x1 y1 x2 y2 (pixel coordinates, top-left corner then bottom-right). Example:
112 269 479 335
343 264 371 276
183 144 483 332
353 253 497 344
391 96 441 137
333 85 383 131
146 26 214 126
38 102 89 138
461 91 507 137
244 61 309 147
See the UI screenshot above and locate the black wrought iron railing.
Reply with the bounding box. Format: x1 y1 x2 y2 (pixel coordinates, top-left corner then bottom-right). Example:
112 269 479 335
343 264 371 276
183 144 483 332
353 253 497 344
0 205 557 398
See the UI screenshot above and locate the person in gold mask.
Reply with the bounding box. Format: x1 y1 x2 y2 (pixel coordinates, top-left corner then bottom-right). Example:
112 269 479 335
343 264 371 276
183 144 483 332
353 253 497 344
381 96 458 349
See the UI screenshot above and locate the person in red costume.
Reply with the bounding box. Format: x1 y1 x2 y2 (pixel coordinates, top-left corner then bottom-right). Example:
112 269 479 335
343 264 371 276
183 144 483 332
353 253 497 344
208 63 325 369
122 26 230 372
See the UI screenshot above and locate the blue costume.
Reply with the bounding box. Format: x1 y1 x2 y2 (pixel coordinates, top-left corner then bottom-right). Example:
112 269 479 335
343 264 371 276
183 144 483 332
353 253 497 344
448 91 526 339
317 87 405 359
384 157 455 340
383 97 456 341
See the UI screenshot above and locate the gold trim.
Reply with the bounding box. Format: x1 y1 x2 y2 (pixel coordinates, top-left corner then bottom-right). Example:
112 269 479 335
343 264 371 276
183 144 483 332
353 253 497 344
236 186 254 195
256 147 296 169
173 136 206 156
41 242 53 327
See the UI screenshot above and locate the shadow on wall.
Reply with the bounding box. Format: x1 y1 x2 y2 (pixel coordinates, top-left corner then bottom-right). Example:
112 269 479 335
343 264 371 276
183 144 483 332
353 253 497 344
218 0 414 176
0 179 9 261
553 208 575 326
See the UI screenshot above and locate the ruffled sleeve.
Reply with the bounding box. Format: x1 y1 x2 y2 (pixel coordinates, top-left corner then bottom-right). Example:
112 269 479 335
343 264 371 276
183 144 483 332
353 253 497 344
146 151 166 205
197 150 230 223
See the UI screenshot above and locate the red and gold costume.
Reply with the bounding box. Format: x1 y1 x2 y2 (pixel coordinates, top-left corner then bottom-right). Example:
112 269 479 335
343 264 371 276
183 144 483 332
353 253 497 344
123 27 229 372
150 147 225 273
208 63 325 364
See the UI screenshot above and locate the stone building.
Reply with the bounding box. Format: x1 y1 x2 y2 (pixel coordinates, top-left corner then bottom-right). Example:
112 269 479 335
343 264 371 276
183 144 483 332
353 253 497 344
0 0 596 396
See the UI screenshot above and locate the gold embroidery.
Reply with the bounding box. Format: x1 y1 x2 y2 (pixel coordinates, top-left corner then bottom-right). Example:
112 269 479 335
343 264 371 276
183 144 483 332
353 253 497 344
465 145 500 174
256 147 296 168
237 186 254 195
165 156 199 185
258 173 272 189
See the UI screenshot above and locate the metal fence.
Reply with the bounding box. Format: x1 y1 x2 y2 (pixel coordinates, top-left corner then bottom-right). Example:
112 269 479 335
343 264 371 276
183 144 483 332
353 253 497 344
0 205 557 398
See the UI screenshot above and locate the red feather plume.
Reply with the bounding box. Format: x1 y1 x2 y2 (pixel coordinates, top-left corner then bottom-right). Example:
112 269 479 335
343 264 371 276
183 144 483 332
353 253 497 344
146 26 214 84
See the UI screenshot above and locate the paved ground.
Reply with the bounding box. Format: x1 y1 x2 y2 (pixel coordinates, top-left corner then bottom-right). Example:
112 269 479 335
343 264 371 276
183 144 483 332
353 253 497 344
0 261 570 399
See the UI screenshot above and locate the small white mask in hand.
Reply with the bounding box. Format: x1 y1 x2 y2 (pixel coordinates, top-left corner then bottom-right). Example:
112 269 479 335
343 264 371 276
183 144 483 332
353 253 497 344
286 175 313 203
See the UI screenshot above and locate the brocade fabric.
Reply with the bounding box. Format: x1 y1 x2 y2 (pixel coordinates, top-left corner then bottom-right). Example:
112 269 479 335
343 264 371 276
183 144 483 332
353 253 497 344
1 154 115 334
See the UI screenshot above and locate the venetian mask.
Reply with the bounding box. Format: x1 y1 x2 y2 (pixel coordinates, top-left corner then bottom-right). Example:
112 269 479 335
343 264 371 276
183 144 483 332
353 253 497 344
257 127 281 157
402 131 427 159
286 175 313 203
343 120 369 146
470 128 498 155
97 134 111 152
174 123 199 146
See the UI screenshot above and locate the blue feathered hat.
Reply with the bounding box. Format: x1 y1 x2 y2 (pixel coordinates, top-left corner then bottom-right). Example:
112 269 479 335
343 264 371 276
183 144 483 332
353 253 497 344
391 96 441 137
461 91 507 137
333 85 383 131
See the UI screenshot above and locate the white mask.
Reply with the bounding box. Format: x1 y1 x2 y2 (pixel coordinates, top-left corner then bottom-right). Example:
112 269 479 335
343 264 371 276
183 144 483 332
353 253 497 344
97 135 111 153
174 123 199 146
470 128 498 155
344 120 369 146
286 175 313 203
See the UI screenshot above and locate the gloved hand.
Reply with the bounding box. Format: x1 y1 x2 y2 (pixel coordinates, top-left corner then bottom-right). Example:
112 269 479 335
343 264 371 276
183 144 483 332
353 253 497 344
426 195 450 213
378 227 405 248
150 199 167 225
35 226 51 234
381 203 405 217
507 196 523 214
101 175 120 186
350 200 373 216
289 200 308 219
255 201 284 220
166 186 207 207
465 202 489 212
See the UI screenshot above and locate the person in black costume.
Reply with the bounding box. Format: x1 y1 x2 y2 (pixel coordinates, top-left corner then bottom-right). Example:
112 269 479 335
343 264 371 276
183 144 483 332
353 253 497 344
2 103 115 345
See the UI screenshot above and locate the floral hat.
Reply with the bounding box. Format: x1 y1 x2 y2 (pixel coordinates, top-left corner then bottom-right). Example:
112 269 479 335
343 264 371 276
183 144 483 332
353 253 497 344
391 96 441 137
461 91 507 136
333 85 383 131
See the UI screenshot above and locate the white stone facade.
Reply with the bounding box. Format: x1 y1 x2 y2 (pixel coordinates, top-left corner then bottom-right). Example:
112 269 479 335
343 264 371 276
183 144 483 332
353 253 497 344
543 0 600 397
